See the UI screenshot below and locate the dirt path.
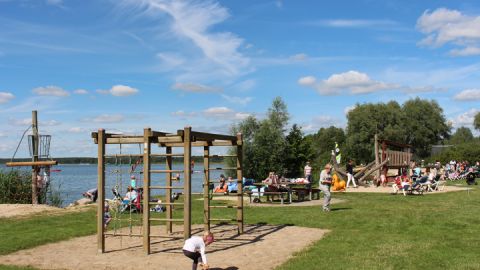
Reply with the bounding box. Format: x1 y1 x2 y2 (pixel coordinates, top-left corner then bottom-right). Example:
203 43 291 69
0 224 328 270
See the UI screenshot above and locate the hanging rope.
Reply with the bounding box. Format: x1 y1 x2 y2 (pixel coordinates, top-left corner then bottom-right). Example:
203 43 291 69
10 125 32 163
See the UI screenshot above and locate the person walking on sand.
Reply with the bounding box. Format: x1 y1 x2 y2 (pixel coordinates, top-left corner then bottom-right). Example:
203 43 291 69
183 231 214 270
346 159 357 188
319 163 333 212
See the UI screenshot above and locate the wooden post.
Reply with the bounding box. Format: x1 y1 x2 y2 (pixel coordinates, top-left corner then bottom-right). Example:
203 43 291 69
203 146 210 232
183 127 192 239
166 146 173 234
382 141 388 179
97 129 106 253
31 110 39 204
236 133 244 234
374 134 380 180
143 128 152 254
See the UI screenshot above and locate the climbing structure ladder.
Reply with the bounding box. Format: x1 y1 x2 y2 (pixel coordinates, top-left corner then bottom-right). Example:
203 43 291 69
92 127 243 254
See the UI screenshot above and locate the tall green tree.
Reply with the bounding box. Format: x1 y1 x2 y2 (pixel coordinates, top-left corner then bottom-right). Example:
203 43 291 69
284 124 314 177
230 97 290 180
449 127 474 145
402 98 450 158
474 112 480 131
345 101 405 163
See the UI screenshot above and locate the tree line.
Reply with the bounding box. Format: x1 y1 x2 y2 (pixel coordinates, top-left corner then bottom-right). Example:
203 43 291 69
230 97 480 180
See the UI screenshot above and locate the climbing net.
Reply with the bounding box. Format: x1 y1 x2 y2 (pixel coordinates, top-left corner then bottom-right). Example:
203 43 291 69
105 139 144 239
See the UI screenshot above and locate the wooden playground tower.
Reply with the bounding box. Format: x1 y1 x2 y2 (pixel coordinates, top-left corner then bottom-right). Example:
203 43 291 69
374 134 412 178
331 134 412 183
92 127 244 254
6 110 57 204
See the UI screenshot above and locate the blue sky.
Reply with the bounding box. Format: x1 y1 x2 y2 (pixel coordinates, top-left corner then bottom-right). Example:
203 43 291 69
0 0 479 158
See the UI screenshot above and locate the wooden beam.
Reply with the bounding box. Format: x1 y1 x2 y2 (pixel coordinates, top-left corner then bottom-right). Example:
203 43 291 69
189 131 237 142
97 129 106 253
143 128 152 254
6 160 58 167
236 133 244 234
183 127 192 240
159 141 237 147
166 146 173 234
358 158 389 183
31 110 39 205
203 146 210 232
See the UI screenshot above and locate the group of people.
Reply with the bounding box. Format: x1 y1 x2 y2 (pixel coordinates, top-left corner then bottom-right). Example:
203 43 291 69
212 174 238 194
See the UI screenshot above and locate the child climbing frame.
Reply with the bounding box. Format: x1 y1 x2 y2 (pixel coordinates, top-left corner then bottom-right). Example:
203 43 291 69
92 126 244 255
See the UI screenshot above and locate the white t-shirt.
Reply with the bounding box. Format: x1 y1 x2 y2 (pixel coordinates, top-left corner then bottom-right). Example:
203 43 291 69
304 165 312 176
183 236 207 264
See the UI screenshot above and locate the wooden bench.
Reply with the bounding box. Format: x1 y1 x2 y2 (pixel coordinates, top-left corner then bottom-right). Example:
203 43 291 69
289 187 321 201
244 190 289 204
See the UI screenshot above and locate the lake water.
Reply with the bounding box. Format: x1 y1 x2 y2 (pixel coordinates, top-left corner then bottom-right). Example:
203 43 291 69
0 163 227 207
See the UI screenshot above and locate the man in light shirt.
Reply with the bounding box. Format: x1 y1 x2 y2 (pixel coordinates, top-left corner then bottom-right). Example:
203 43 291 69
183 231 214 270
304 161 312 183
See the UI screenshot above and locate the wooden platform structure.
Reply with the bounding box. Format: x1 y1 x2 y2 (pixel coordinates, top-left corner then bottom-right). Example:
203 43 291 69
376 135 412 177
92 127 243 254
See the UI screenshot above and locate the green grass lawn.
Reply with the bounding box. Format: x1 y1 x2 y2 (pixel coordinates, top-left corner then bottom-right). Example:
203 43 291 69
1 181 479 270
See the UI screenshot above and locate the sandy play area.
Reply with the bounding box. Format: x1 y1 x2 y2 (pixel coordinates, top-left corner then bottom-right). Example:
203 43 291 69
0 204 65 218
0 203 93 219
0 224 328 270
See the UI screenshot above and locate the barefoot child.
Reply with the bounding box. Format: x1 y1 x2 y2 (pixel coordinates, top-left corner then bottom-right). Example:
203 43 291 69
183 231 214 270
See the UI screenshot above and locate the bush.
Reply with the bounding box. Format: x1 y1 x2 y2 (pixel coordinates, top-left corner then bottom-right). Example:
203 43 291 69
0 169 32 204
0 169 64 206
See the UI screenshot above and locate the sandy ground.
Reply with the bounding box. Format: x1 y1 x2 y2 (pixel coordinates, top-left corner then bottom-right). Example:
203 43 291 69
0 224 328 270
0 202 93 219
0 204 65 219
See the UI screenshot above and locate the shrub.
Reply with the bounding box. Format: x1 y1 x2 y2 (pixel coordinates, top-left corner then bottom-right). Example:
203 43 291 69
0 169 32 204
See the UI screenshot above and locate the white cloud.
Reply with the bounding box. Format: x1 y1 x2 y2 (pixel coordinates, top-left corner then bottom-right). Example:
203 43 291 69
310 19 397 28
202 106 250 120
235 79 256 92
0 92 14 104
454 89 480 101
110 85 139 96
89 114 125 123
451 108 479 128
290 53 308 61
302 115 341 133
449 47 480 56
172 82 222 93
156 52 185 69
97 85 139 96
119 0 249 77
9 118 31 126
299 71 399 95
221 94 252 105
67 127 86 133
33 86 70 97
416 8 480 56
171 110 197 118
41 120 61 126
298 76 316 86
74 89 88 95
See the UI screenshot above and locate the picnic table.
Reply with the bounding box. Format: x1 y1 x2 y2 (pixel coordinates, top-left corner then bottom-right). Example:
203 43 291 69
247 181 319 204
